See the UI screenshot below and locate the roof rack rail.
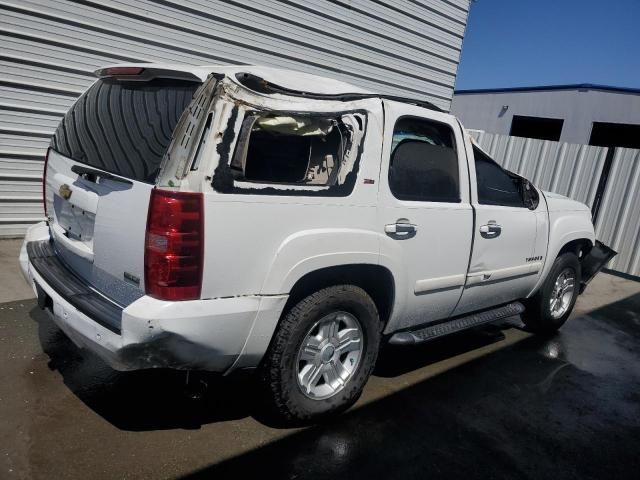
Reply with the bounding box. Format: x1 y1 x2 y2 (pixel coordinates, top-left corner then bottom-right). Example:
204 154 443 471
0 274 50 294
235 72 443 113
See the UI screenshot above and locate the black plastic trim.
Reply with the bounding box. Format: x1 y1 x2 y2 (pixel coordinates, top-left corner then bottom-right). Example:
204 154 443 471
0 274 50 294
71 165 133 185
388 302 525 345
27 240 123 334
579 240 617 293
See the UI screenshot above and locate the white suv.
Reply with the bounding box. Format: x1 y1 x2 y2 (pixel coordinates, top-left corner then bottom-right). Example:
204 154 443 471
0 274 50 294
20 64 615 422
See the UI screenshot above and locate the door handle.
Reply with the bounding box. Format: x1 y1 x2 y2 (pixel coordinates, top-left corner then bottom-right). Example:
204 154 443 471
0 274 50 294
385 219 417 236
479 222 502 238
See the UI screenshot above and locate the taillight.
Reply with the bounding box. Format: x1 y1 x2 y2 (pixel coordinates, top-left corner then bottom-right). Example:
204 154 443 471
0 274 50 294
43 147 50 218
144 189 204 301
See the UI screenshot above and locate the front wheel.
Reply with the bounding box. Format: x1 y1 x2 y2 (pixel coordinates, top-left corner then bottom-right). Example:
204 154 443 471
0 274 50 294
522 252 581 334
258 285 380 424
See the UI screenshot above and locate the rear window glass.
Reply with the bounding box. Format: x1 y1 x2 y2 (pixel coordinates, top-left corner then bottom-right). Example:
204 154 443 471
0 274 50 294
50 78 200 183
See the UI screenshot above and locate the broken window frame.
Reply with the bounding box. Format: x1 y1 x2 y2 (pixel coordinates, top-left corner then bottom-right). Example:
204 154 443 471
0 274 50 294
212 107 368 197
155 74 218 186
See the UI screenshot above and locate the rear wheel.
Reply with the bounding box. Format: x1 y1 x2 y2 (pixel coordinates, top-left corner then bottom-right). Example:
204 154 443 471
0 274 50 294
523 253 581 334
259 285 380 424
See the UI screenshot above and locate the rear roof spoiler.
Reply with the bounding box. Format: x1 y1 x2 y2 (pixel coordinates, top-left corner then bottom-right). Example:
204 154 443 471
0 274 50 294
94 66 203 83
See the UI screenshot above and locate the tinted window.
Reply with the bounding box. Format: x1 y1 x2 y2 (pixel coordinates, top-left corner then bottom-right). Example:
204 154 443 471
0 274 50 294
388 118 459 202
51 78 200 183
473 146 524 207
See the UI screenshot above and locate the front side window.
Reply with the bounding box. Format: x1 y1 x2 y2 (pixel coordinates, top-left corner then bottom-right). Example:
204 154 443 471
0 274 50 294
473 146 525 207
213 110 366 196
388 117 460 203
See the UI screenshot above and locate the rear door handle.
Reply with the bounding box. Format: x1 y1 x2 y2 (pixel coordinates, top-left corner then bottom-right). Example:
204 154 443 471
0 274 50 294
385 220 417 236
479 223 502 238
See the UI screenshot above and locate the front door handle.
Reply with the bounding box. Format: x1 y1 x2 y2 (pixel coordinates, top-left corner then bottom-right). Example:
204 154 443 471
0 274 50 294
385 219 417 236
479 222 502 238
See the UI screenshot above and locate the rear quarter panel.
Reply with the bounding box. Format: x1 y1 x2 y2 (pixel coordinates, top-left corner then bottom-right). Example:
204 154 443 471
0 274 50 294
199 100 385 299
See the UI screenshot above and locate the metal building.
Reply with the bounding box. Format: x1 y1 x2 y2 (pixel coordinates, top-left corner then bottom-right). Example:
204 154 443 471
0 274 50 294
0 0 470 237
451 84 640 147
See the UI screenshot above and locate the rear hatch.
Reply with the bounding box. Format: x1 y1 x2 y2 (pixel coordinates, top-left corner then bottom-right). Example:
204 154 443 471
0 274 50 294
44 69 205 306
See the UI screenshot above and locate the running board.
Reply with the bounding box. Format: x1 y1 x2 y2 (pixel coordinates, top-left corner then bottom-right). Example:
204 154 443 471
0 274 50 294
388 302 525 345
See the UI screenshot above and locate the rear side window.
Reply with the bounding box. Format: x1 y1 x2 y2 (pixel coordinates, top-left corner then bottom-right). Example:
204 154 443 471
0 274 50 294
213 110 367 197
232 114 344 185
473 146 524 207
388 117 460 203
50 78 200 183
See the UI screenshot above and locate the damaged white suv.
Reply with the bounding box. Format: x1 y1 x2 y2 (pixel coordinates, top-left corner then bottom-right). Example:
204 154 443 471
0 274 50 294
20 65 615 422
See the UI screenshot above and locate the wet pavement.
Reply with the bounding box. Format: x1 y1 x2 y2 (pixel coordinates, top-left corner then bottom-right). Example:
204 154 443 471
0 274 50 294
1 274 639 480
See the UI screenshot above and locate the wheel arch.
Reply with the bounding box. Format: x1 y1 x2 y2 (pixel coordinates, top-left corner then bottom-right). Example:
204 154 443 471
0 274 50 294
282 264 396 330
558 238 593 259
528 233 594 298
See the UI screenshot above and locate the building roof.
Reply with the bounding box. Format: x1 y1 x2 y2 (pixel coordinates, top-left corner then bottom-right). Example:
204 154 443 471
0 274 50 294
454 84 640 95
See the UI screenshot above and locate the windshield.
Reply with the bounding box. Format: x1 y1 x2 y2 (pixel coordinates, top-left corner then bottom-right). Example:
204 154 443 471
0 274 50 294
50 78 201 183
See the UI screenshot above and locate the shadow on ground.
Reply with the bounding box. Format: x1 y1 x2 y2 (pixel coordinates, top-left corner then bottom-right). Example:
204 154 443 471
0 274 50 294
176 292 639 480
29 307 519 431
30 307 258 430
30 292 640 479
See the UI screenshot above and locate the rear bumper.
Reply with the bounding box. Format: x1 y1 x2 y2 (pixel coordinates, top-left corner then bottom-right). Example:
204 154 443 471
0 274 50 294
21 222 288 372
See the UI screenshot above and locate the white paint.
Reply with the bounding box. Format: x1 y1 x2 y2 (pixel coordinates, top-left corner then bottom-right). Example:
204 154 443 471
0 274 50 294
378 99 473 331
465 263 541 286
45 150 153 306
414 274 466 294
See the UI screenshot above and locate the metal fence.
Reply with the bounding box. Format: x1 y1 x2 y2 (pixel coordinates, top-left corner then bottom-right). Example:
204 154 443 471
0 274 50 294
594 148 640 277
472 131 640 278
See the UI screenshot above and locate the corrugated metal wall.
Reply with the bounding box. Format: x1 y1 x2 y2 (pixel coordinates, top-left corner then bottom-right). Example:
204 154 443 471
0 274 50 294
594 148 640 277
472 131 640 278
472 131 608 209
0 0 470 237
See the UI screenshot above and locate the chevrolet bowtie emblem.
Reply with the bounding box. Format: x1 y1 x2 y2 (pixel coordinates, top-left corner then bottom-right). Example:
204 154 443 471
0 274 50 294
59 183 72 200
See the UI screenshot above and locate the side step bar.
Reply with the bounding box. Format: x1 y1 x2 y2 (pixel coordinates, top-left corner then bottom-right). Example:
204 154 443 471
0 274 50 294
388 302 525 345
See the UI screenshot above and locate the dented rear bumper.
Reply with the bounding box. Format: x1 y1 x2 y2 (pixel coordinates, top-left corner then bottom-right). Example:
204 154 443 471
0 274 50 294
20 223 288 373
579 240 617 293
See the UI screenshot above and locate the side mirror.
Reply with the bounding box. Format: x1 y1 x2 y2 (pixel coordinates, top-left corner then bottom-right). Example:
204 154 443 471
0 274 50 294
522 179 539 210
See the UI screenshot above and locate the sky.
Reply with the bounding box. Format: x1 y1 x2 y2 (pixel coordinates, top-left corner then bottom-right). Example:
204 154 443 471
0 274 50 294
454 0 640 90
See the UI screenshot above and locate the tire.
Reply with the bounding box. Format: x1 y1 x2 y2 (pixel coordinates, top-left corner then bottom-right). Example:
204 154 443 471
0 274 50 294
522 252 581 334
258 285 381 424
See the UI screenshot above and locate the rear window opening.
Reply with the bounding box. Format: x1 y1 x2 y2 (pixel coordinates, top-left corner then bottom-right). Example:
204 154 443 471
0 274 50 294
50 78 202 184
223 111 366 193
